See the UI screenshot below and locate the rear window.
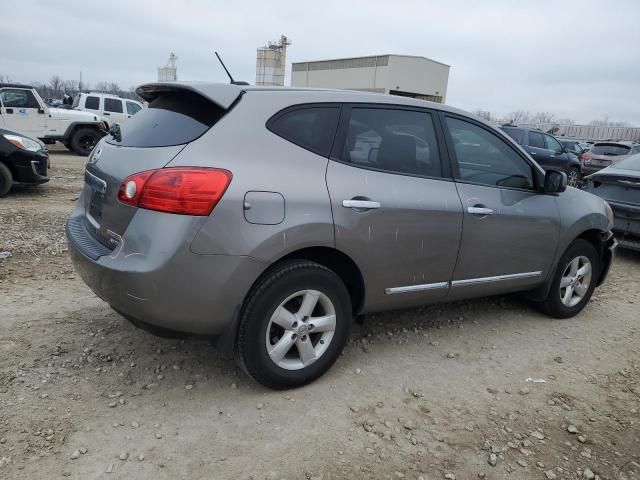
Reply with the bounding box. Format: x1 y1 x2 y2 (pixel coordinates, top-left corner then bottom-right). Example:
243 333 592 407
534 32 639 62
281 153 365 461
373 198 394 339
501 127 525 145
106 90 224 147
268 106 340 157
591 143 631 156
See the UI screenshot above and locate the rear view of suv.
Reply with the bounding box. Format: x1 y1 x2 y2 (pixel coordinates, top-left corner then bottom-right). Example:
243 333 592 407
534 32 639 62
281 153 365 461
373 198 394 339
584 141 640 176
501 126 582 187
66 82 615 389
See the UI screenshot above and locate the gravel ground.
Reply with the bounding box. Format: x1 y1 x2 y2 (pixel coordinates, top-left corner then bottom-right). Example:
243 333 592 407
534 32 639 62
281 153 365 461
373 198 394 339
0 149 639 480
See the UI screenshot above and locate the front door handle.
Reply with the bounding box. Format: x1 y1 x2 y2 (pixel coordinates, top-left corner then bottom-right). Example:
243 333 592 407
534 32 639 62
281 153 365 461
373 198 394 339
342 199 381 210
529 152 537 155
468 206 494 215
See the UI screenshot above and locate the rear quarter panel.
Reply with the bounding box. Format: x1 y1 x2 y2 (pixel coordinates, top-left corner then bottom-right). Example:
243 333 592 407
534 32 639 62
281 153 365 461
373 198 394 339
171 92 336 261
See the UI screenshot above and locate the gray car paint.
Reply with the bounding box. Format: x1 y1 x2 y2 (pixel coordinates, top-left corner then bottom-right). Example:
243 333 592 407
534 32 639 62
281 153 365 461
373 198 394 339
66 82 614 336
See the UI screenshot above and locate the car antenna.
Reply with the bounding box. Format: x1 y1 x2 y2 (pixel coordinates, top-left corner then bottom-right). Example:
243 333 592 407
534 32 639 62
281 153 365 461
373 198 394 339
214 51 250 86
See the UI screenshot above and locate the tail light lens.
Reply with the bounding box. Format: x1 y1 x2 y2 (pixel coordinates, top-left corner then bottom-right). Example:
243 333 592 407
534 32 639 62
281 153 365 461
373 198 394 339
118 167 232 216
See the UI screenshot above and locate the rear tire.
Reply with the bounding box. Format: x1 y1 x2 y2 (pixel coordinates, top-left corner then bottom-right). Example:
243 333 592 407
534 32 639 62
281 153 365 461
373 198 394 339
0 163 13 197
236 260 352 389
538 239 600 318
70 128 100 156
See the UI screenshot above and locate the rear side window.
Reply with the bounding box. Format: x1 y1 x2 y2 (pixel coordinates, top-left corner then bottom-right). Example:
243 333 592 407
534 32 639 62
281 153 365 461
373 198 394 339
591 143 631 156
340 107 442 178
84 96 100 110
106 90 224 147
104 98 123 113
501 127 524 145
126 101 142 115
528 131 545 148
268 106 340 157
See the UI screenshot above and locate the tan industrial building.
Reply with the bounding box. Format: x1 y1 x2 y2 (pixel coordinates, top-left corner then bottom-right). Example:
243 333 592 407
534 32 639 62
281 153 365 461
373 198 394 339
291 54 450 103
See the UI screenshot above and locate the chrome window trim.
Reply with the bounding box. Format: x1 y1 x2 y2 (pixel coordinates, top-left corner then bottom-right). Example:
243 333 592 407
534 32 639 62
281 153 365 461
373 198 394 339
451 271 542 287
385 282 449 295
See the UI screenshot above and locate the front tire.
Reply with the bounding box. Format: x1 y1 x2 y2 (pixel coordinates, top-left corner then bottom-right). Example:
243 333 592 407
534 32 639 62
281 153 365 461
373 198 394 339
0 163 13 197
70 128 100 156
236 260 352 389
567 167 581 188
538 239 600 318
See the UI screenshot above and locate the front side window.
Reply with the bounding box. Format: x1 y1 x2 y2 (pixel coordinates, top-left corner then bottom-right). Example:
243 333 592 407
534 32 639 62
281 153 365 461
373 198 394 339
268 106 340 157
544 135 563 153
126 101 142 115
104 98 123 113
528 131 545 149
84 96 100 110
0 88 40 109
446 117 534 190
340 107 442 178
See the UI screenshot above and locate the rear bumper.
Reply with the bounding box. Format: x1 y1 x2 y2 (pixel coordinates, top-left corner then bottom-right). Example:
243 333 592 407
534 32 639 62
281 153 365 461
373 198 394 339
66 205 267 335
582 165 605 177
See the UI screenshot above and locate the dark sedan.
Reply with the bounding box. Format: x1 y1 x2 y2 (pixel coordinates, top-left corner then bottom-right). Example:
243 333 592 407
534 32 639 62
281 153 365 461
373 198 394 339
584 153 640 250
0 127 49 197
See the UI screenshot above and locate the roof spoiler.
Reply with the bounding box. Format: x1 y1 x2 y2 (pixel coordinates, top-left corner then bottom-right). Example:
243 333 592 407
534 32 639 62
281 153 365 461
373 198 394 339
135 82 244 110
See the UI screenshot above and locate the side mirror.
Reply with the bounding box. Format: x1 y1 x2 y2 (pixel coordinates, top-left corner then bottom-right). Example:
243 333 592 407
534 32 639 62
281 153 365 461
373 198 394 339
544 170 567 193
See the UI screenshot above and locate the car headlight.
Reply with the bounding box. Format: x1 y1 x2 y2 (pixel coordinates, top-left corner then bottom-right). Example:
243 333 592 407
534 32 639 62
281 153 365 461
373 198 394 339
3 134 43 152
604 200 614 227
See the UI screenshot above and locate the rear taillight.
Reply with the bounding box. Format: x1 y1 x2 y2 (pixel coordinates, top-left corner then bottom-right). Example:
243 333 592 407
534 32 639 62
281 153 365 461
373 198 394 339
118 167 232 216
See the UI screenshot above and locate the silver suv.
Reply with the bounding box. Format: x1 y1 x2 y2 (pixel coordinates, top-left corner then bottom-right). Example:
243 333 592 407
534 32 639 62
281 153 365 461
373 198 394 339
67 82 616 389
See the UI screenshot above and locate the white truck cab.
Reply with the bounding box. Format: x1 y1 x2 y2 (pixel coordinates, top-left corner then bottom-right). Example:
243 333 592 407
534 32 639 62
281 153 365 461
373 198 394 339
0 83 105 155
72 93 143 128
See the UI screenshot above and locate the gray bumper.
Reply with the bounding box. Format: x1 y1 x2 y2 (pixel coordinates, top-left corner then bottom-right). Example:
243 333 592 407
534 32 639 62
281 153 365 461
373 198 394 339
66 209 267 335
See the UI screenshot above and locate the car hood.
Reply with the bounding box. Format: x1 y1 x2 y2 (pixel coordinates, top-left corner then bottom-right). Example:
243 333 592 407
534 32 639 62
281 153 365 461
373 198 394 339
49 107 100 122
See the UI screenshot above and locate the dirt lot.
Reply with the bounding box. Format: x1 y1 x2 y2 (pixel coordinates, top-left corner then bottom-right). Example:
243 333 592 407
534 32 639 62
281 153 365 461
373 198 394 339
0 149 639 480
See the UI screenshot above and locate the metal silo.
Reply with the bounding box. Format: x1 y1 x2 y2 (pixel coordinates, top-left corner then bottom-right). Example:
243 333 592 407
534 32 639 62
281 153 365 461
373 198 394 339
256 35 291 86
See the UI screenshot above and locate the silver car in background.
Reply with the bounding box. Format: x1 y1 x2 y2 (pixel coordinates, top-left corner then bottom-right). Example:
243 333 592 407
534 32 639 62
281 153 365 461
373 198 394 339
583 141 640 176
67 82 616 389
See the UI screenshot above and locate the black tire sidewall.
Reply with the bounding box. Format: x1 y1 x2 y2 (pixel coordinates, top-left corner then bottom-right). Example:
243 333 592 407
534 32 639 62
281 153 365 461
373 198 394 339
545 239 600 318
238 261 352 389
70 128 99 156
0 163 12 197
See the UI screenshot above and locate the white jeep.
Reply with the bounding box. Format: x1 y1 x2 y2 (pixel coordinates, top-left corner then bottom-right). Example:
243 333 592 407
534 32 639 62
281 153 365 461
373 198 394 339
0 83 106 156
72 92 143 129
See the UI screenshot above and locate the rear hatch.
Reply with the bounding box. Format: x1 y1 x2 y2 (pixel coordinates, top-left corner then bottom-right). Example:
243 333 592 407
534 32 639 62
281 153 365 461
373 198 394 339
81 83 243 250
589 143 631 168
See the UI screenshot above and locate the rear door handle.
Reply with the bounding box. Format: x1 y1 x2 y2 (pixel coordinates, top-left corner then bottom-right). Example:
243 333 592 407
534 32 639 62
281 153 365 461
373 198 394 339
342 199 381 210
468 206 494 215
530 152 537 155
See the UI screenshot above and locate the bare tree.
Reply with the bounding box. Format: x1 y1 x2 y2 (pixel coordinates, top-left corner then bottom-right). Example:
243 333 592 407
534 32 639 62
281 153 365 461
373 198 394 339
506 110 531 124
0 73 13 83
590 115 629 127
48 75 64 97
532 112 555 124
107 82 121 95
63 79 79 95
472 110 494 122
556 118 575 125
93 81 110 93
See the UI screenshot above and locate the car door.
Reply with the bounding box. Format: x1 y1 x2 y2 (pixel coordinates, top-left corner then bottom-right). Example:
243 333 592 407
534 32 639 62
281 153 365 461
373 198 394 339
326 105 463 313
441 114 560 299
0 88 47 137
543 134 570 172
525 130 553 168
103 98 127 125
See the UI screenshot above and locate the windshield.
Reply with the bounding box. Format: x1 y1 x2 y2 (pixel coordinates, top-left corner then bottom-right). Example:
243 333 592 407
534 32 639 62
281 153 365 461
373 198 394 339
591 143 631 156
614 153 640 171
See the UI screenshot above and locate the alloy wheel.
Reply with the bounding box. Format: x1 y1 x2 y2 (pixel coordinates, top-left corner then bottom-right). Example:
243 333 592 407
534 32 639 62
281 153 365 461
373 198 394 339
559 255 592 307
265 289 336 370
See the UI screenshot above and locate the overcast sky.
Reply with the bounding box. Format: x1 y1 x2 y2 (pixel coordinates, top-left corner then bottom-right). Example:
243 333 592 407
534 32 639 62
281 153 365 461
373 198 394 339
2 0 639 124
